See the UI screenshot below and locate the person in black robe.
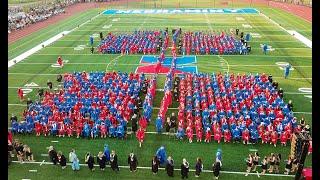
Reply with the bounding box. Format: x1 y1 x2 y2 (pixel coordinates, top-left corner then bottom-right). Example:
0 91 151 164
212 159 222 179
57 151 67 169
48 146 58 165
151 156 160 174
97 151 106 171
128 152 138 172
288 100 293 111
173 88 179 102
170 113 177 129
180 158 189 179
56 74 63 83
195 157 203 177
85 152 95 171
47 80 53 90
278 88 284 98
110 150 119 172
26 98 33 109
166 156 174 177
131 114 138 133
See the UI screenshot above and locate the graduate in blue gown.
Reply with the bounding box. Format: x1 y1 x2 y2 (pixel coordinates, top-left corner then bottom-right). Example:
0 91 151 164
156 146 167 166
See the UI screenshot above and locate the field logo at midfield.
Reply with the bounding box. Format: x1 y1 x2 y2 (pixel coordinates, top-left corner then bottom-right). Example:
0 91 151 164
275 62 294 70
251 33 261 38
298 88 312 102
242 24 252 28
51 60 69 68
103 8 259 15
92 33 99 38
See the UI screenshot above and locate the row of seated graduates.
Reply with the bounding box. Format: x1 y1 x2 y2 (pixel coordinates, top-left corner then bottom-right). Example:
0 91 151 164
237 29 251 53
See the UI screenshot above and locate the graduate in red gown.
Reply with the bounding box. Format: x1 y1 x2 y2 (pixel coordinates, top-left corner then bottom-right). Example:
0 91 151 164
270 131 278 147
280 131 287 146
139 117 147 130
100 123 107 138
186 126 193 143
242 128 250 145
66 124 73 137
204 128 212 143
214 128 222 144
57 56 63 67
196 127 203 142
261 131 269 144
58 122 65 137
136 127 145 148
17 88 24 102
224 129 231 143
35 122 42 136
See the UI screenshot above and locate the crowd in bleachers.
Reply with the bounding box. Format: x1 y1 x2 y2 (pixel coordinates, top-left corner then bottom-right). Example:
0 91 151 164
11 71 148 139
8 0 81 33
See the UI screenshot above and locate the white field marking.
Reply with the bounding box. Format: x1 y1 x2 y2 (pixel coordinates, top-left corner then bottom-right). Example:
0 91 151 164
8 104 27 106
41 154 49 157
250 33 261 38
92 33 99 38
242 24 252 28
284 92 312 95
273 77 312 80
9 73 58 75
20 62 140 65
8 31 71 68
40 160 46 166
32 54 313 58
275 62 295 70
102 24 112 29
24 82 39 87
249 149 258 152
22 179 31 180
51 141 59 143
9 87 48 89
8 12 110 68
29 170 37 172
106 54 123 72
112 18 120 22
218 55 229 73
236 17 245 21
11 161 295 177
259 12 312 48
156 89 164 91
298 88 312 93
21 88 33 96
204 13 213 32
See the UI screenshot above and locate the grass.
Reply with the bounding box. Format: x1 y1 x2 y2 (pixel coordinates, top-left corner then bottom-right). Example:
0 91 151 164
8 1 312 179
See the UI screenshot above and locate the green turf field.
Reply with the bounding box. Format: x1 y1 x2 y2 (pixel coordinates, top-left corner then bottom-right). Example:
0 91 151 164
8 1 312 179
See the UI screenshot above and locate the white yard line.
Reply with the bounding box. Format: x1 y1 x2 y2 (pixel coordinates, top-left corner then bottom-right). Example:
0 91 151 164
218 55 230 73
8 31 71 68
106 54 123 72
11 161 294 177
8 12 110 68
259 12 312 48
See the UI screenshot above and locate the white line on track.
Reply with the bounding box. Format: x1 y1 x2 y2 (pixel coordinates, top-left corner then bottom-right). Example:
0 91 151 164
11 161 294 177
106 54 123 72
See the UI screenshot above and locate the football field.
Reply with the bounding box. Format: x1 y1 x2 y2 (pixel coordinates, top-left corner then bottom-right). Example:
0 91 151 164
8 2 312 180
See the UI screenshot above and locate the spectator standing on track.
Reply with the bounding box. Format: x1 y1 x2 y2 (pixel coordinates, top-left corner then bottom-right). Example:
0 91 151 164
57 151 67 169
48 146 58 165
151 155 160 174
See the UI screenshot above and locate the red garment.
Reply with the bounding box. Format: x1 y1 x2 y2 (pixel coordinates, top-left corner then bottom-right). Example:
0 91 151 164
271 132 278 144
205 130 212 142
242 130 250 141
214 129 222 142
139 117 147 129
280 132 287 144
136 129 145 142
224 130 231 142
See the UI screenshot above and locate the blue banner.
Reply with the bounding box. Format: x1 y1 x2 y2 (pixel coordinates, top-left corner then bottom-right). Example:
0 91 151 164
103 8 259 15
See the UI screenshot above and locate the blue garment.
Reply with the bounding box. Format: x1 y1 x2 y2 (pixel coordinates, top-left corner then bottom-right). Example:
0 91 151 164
104 144 110 161
284 64 291 78
176 128 185 139
155 117 163 133
156 146 167 165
